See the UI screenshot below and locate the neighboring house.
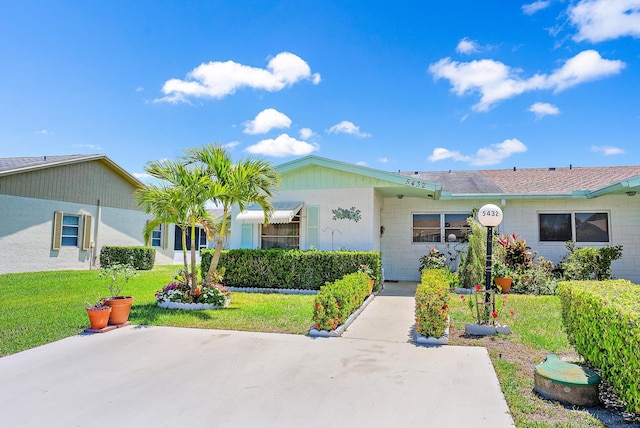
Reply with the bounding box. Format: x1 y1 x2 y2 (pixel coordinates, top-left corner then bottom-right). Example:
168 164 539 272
0 154 175 274
230 155 640 283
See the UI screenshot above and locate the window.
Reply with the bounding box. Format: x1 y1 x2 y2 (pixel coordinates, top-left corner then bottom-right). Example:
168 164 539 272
412 213 470 243
261 213 300 249
174 226 207 250
150 224 162 247
61 215 80 246
539 212 609 242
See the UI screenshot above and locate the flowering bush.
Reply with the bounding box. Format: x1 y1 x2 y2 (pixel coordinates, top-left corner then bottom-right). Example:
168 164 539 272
312 272 370 331
357 264 374 280
414 269 450 338
155 282 231 307
418 248 446 272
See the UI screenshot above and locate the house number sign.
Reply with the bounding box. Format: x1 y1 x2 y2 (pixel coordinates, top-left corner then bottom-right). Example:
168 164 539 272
405 179 428 189
478 204 503 227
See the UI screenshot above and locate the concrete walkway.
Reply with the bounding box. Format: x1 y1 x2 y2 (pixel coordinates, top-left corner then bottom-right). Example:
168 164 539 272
342 281 417 343
0 282 515 427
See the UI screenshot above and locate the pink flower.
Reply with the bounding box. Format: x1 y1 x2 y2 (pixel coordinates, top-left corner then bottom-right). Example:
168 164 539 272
475 285 482 291
509 310 515 316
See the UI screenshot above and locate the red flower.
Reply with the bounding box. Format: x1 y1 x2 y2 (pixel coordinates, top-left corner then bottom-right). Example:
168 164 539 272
475 285 482 291
492 311 499 319
194 288 201 297
509 310 515 316
460 295 466 301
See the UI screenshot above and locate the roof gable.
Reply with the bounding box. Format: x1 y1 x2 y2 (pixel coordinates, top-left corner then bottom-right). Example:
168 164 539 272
276 155 441 198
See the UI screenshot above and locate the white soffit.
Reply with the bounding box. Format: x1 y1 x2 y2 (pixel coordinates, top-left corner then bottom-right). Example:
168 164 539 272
236 201 303 224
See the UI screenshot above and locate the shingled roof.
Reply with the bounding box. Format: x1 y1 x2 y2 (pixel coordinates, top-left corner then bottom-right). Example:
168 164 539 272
401 166 640 195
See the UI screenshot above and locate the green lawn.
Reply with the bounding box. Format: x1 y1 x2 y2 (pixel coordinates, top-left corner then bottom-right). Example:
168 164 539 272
0 266 314 357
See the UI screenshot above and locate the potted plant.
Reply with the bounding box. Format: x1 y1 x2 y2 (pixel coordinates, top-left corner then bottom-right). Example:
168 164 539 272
492 260 512 293
86 298 112 330
99 263 137 325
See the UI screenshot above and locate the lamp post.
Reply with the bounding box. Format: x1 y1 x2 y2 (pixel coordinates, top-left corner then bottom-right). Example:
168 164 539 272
477 204 503 317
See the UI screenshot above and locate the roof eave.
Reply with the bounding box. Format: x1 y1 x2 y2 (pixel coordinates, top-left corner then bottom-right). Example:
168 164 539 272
439 191 586 201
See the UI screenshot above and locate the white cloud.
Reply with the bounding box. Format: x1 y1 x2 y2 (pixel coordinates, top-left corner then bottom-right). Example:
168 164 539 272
156 52 321 103
569 0 640 42
299 128 315 139
244 108 292 134
327 121 371 137
529 102 560 118
456 38 480 54
355 161 367 166
428 138 528 166
429 50 624 111
135 87 144 92
35 129 51 135
245 133 318 157
224 141 240 149
378 157 389 163
133 172 152 180
522 1 551 15
591 145 625 155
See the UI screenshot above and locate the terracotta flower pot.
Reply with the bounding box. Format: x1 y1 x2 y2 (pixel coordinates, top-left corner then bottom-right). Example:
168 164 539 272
87 307 112 330
494 277 512 293
105 296 134 325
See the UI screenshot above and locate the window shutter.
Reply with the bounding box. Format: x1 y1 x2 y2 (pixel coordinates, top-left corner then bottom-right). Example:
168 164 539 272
240 224 253 248
162 223 169 250
81 214 92 251
52 211 63 250
306 205 319 249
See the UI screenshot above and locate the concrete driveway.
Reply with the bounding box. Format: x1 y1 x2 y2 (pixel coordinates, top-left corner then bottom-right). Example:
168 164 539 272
0 283 514 427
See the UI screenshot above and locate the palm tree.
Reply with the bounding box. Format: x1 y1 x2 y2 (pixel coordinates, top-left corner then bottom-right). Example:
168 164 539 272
185 144 279 284
136 158 221 294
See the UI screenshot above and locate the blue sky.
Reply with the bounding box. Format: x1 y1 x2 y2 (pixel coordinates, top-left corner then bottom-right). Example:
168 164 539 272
1 0 639 179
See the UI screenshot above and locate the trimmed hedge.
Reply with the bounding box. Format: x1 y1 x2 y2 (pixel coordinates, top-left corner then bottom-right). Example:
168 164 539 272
312 272 371 331
99 246 155 270
415 269 451 338
556 280 640 413
200 249 381 291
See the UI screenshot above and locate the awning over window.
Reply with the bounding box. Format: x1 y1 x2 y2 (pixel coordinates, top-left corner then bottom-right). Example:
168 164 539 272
236 201 304 224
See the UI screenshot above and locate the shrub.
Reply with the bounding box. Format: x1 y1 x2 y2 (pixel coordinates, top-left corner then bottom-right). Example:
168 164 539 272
201 249 381 291
458 216 485 289
557 280 640 413
418 248 446 272
414 269 450 338
510 255 558 295
560 241 623 280
100 246 155 270
312 272 371 331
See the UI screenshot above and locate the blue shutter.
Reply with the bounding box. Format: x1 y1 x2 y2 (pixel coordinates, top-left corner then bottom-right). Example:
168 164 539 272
240 224 253 248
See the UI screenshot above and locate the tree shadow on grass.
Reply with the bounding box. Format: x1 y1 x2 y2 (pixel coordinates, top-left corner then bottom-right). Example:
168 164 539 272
129 303 237 326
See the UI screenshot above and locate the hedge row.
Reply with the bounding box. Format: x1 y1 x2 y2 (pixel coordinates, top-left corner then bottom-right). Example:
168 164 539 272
99 246 155 270
200 249 381 290
415 269 451 338
312 272 372 331
556 280 640 413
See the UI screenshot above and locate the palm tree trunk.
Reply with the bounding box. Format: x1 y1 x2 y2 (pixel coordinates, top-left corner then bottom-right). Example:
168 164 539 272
205 207 228 285
181 228 189 286
190 222 197 294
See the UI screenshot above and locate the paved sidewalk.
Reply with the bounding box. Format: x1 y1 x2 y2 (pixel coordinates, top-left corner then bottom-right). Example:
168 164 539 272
0 282 515 427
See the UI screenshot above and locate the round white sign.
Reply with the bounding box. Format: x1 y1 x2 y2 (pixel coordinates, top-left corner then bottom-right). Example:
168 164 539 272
478 204 503 227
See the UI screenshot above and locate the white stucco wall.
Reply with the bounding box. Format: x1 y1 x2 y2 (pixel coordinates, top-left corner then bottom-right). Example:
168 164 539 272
380 195 640 283
0 194 173 274
230 188 378 251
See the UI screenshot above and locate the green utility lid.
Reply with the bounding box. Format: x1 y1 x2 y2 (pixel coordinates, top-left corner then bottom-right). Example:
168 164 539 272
535 354 601 386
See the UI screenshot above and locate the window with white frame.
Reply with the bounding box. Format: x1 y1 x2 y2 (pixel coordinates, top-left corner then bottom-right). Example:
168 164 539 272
151 224 162 247
61 214 80 246
412 213 470 243
539 212 610 242
261 213 300 249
